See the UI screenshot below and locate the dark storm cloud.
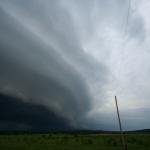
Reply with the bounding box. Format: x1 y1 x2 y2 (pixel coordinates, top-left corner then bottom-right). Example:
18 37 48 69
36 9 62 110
0 93 71 131
0 7 90 125
0 1 108 130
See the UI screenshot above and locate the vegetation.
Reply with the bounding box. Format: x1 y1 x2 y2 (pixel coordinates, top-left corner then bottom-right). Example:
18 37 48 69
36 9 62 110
0 133 150 150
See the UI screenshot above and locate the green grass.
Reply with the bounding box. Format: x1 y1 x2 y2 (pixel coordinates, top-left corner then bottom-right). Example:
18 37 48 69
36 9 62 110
0 133 150 150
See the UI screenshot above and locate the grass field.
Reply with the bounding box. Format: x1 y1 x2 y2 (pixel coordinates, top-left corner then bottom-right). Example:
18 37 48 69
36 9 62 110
0 133 150 150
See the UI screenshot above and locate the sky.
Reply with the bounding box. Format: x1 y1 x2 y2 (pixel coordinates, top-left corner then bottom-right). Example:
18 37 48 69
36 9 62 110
0 0 150 131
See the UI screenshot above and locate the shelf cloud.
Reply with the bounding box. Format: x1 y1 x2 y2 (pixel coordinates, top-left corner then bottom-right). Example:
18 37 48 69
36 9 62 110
0 0 150 131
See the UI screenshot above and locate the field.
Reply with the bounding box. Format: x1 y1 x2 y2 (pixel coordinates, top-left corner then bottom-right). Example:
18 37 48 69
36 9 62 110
0 133 150 150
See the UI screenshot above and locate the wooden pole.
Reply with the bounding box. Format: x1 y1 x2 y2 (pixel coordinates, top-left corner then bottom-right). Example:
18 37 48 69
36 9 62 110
115 96 127 150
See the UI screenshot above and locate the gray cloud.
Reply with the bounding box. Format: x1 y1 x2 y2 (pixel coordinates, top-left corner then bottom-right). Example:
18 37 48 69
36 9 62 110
0 0 150 130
